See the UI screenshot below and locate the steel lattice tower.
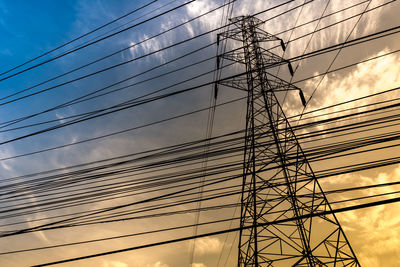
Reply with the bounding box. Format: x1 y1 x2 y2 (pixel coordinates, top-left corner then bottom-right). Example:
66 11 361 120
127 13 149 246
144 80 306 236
216 16 360 266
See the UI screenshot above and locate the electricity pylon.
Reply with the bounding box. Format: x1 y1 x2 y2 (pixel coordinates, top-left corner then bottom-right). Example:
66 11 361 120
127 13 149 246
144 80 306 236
215 16 360 266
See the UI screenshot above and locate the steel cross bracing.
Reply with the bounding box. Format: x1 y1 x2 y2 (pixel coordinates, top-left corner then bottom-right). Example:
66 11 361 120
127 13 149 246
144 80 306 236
215 16 360 266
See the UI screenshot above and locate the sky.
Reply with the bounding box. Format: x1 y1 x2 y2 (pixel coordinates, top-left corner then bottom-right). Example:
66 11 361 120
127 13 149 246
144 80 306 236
0 0 399 266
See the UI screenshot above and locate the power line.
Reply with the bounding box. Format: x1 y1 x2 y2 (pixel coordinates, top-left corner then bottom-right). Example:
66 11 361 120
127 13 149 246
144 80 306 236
31 196 400 266
0 0 391 134
0 0 158 77
0 0 233 104
0 25 397 151
0 0 195 82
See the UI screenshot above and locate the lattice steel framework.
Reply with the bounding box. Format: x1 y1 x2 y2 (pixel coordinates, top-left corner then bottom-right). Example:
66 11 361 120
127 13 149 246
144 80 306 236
216 16 360 266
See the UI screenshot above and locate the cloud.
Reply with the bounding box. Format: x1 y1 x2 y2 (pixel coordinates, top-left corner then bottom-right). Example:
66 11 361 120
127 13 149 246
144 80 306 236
127 0 223 64
0 1 396 266
25 201 50 243
320 165 400 266
185 0 220 31
73 0 115 34
0 48 11 56
0 152 13 171
299 48 400 118
0 0 8 25
103 260 128 267
153 261 169 267
128 33 166 63
194 237 222 254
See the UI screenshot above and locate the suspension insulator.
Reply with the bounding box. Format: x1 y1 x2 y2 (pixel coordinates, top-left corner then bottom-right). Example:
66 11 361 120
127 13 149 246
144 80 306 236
288 61 294 76
280 39 286 51
299 90 307 107
214 83 219 99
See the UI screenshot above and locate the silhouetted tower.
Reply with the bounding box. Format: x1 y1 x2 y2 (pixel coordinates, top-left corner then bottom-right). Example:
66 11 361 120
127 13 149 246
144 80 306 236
216 16 360 266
